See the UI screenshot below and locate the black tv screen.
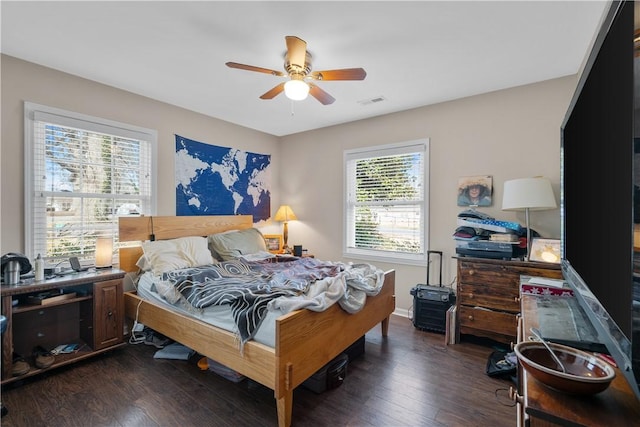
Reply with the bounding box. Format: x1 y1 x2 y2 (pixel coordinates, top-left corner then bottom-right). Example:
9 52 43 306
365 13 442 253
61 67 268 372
562 0 633 338
561 0 637 391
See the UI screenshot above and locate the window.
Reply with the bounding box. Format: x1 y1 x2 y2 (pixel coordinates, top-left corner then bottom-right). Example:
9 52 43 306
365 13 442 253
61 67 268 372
25 102 157 263
344 139 429 265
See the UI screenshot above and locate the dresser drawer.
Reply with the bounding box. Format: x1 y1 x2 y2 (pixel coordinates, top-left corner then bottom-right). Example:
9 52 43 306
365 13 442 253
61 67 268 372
13 304 80 330
458 305 517 338
13 304 80 354
458 282 519 313
458 261 519 287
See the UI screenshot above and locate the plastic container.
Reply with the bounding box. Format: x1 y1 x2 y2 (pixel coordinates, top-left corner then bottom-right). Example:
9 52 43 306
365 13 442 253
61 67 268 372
34 254 44 281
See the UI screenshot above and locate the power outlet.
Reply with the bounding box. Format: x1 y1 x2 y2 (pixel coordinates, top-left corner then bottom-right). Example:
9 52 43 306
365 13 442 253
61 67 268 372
132 322 145 332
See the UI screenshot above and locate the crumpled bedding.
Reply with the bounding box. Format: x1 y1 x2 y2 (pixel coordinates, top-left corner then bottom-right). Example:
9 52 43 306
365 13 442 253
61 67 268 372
148 257 384 349
268 262 384 314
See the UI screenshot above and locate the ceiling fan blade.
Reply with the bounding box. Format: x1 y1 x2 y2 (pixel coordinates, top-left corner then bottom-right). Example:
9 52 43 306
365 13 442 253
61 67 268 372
285 36 307 70
308 83 335 105
310 68 367 81
259 82 286 100
226 62 284 77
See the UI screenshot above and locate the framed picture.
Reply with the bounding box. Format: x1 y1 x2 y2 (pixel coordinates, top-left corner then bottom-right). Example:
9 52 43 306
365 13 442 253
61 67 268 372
264 234 283 254
457 175 493 207
530 238 561 263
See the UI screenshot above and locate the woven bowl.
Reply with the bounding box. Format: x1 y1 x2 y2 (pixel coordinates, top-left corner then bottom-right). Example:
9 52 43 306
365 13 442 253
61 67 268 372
514 341 615 395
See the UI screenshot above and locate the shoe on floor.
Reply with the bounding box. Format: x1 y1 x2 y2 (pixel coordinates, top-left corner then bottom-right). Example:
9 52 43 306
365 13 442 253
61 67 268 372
33 346 55 369
143 329 170 349
11 354 30 377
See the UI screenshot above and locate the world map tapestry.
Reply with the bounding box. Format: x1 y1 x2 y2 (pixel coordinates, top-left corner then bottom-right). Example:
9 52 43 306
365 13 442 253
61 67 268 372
175 135 271 222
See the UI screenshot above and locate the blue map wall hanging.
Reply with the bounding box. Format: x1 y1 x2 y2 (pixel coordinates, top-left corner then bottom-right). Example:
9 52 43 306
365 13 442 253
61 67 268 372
175 134 271 222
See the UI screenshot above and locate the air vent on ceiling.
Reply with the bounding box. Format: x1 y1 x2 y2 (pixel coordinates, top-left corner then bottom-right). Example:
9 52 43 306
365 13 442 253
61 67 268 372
358 96 387 106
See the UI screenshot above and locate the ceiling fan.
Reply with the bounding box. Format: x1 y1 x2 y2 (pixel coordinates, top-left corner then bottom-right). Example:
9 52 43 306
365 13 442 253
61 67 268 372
226 36 366 105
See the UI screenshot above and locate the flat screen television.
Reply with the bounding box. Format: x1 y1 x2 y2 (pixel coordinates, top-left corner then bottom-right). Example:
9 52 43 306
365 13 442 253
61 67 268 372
561 0 639 398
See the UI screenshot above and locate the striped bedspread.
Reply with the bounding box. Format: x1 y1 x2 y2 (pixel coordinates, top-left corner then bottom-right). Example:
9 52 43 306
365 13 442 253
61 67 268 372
160 257 343 346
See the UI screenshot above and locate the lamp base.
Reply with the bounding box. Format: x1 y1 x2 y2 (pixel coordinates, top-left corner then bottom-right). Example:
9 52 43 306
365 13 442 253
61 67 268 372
525 207 531 262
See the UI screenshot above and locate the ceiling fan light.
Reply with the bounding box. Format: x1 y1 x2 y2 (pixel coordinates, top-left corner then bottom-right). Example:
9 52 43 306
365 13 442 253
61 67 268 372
284 79 309 101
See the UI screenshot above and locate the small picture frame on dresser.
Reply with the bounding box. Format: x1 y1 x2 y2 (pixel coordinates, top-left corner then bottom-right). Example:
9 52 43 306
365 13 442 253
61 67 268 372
264 234 283 254
529 238 561 263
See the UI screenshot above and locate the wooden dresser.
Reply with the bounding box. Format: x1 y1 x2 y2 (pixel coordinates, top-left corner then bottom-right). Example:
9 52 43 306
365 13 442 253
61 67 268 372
513 295 640 426
455 257 562 344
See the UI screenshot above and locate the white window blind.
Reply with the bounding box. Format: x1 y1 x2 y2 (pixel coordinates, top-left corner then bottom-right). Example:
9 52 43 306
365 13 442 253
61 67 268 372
344 139 429 265
25 102 157 263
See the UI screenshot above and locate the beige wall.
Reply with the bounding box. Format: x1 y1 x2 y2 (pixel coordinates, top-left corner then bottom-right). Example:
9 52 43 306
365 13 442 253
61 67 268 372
1 55 281 254
279 76 576 313
1 54 576 314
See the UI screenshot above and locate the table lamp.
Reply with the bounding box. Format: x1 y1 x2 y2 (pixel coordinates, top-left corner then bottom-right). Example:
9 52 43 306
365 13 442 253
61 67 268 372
502 177 556 261
95 236 113 268
274 205 297 253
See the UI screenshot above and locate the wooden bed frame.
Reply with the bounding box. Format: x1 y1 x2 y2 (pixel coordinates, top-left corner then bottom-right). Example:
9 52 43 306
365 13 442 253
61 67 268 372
118 215 396 427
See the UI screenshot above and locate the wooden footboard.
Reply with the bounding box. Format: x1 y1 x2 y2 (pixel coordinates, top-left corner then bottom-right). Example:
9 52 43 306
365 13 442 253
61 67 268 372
124 292 277 388
124 269 395 427
274 269 395 426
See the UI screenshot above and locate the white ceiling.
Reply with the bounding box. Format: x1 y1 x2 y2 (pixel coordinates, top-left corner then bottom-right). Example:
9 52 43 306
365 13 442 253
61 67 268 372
1 1 609 137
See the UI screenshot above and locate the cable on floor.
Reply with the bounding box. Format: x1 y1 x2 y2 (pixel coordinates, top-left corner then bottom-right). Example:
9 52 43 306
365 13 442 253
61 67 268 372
128 299 147 345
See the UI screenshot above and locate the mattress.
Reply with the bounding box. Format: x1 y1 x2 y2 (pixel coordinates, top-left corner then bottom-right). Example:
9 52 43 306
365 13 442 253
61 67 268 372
136 271 278 347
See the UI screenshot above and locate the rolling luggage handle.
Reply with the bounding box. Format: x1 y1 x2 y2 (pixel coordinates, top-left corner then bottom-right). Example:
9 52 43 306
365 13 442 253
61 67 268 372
410 249 455 334
426 250 443 287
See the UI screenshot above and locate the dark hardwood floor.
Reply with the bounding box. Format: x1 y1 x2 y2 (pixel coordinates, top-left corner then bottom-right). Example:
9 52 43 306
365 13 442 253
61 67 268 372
1 315 515 426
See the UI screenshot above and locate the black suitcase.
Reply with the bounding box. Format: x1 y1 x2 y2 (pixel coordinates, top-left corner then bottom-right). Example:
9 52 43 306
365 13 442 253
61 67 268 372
410 250 456 333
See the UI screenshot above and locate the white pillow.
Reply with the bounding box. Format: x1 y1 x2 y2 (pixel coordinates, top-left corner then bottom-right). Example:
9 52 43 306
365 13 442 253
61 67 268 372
178 235 215 266
142 236 213 276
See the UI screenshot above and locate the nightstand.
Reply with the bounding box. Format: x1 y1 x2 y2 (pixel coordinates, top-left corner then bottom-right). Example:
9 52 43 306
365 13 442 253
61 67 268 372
1 268 126 385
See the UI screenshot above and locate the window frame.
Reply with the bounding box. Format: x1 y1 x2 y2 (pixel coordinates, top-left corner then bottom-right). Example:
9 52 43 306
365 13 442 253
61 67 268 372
343 139 429 266
24 102 158 263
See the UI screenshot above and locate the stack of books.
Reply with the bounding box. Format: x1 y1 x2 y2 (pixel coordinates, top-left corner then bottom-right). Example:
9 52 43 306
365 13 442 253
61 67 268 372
489 233 520 243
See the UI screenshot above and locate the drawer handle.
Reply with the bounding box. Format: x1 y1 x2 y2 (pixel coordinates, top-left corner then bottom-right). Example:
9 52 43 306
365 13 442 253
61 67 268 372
468 315 474 321
509 387 523 404
468 269 475 276
514 296 520 303
107 310 113 317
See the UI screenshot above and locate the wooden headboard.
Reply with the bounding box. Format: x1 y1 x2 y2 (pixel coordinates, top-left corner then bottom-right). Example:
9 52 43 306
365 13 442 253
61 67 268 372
118 215 253 272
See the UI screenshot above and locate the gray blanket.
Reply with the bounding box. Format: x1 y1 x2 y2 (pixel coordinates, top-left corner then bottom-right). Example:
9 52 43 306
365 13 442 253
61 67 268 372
160 257 343 346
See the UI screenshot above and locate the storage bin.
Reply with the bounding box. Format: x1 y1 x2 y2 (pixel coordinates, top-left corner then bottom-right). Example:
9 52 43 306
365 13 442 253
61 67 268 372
302 353 348 394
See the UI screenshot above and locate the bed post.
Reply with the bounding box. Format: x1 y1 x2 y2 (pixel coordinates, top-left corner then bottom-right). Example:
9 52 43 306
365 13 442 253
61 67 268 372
381 316 390 336
276 392 293 427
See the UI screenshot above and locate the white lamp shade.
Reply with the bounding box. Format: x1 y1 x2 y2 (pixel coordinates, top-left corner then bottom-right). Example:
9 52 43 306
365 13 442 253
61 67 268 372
95 236 113 268
284 79 309 101
502 177 557 211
